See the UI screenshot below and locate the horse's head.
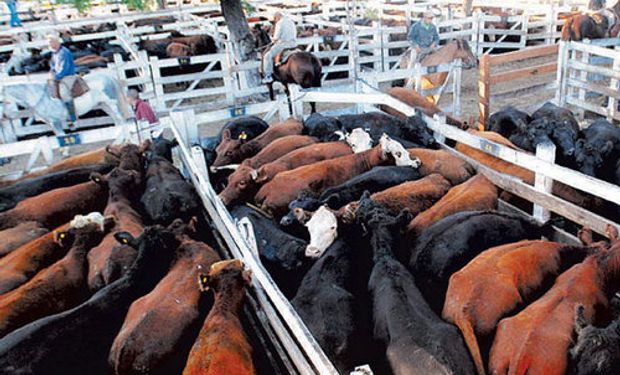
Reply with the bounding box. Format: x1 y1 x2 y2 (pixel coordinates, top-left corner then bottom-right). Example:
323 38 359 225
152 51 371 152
5 47 32 75
453 39 478 69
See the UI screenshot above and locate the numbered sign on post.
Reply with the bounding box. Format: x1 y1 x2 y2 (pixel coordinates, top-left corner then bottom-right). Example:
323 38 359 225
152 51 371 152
56 133 82 147
230 106 247 118
479 139 499 156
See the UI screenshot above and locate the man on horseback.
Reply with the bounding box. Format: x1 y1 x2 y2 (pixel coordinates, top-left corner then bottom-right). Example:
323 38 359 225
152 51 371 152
47 35 78 124
261 11 297 84
407 10 440 63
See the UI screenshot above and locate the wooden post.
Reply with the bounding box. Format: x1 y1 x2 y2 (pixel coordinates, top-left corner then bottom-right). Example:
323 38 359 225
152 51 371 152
191 145 209 184
478 54 491 130
288 84 304 120
149 56 165 111
576 45 589 120
533 141 556 222
607 57 619 122
453 59 462 118
556 41 569 107
277 93 291 121
473 11 483 56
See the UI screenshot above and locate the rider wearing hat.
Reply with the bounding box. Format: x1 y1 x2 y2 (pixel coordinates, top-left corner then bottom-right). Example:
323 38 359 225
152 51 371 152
407 10 440 63
47 34 77 123
262 11 297 84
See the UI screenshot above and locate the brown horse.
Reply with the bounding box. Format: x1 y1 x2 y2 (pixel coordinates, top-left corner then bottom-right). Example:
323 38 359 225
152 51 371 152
561 1 620 41
399 39 477 104
265 51 322 114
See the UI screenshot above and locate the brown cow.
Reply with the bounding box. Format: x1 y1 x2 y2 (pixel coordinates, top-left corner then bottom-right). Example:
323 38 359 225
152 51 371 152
408 148 475 185
0 146 121 187
217 135 318 206
0 179 108 231
74 55 108 68
382 87 463 127
0 222 49 258
0 223 70 295
109 219 221 375
213 118 303 167
166 42 192 57
408 174 498 237
254 141 353 184
455 130 602 210
255 139 420 216
87 169 144 291
489 226 620 375
0 216 112 338
443 239 596 375
182 259 254 375
341 173 452 223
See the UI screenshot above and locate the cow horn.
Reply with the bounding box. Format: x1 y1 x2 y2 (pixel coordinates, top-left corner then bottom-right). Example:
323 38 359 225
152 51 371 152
209 259 243 275
210 164 240 173
250 169 259 180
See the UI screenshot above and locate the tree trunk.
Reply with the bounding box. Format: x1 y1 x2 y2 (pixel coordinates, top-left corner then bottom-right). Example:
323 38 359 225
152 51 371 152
220 0 261 89
464 0 473 16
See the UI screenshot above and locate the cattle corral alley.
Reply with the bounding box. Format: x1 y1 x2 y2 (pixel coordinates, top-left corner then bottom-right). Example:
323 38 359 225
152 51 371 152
1 0 620 374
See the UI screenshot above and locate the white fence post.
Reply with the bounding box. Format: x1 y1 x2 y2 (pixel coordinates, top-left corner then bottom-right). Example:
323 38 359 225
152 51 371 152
288 84 304 120
533 141 556 222
452 60 462 118
607 57 619 122
555 41 569 107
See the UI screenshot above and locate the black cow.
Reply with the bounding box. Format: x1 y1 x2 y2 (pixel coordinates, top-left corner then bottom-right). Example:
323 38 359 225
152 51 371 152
411 210 554 312
279 192 323 240
337 112 437 148
0 164 113 212
303 113 343 142
355 193 476 375
526 102 580 165
319 166 423 209
141 139 200 225
575 119 620 180
570 305 620 375
230 204 314 297
486 106 531 139
292 234 372 373
0 225 179 375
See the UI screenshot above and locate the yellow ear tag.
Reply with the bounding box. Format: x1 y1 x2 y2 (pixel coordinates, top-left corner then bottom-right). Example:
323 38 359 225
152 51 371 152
59 233 66 239
122 238 128 244
238 132 247 140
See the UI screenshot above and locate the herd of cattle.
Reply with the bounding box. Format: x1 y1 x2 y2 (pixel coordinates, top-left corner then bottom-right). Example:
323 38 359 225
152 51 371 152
202 101 620 375
0 138 260 374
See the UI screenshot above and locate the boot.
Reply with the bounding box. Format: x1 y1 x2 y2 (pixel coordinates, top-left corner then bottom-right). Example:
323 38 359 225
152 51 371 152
65 101 77 125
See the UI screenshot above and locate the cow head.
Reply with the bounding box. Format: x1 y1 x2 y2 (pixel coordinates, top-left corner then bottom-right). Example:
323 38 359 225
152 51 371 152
404 114 438 148
218 161 260 207
344 128 373 153
213 129 247 167
305 206 338 258
114 225 179 271
575 138 610 176
280 191 322 227
380 134 421 168
166 217 198 237
55 213 114 248
551 123 578 157
197 259 252 293
570 304 618 375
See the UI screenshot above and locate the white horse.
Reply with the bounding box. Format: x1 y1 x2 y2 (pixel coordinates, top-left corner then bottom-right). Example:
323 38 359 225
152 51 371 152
0 72 131 135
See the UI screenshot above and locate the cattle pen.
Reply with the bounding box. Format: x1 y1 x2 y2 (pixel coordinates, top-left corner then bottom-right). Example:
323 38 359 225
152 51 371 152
1 0 620 374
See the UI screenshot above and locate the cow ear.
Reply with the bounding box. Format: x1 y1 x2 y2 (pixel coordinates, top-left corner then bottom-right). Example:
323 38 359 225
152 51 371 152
103 216 116 231
197 273 210 292
242 269 253 284
114 232 136 247
90 172 107 185
169 139 179 148
54 230 73 247
601 140 614 154
139 139 152 154
222 129 231 141
188 216 198 233
105 145 121 158
250 169 259 181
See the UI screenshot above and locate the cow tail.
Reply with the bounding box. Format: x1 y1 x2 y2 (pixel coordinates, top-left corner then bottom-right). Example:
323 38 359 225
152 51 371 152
456 318 486 375
561 19 571 41
114 79 132 120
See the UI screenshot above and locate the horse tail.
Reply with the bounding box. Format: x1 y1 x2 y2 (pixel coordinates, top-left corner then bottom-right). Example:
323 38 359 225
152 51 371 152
113 79 131 120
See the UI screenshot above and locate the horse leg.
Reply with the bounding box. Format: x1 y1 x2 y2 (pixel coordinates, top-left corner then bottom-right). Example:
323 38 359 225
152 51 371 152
268 83 275 101
283 85 293 115
310 101 316 114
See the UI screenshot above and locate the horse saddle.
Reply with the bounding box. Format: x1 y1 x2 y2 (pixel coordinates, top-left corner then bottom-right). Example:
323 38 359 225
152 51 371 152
71 76 90 98
275 48 301 67
590 9 616 31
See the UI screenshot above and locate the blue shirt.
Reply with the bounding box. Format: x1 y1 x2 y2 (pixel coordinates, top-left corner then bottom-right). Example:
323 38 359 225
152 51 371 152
407 21 440 49
50 45 76 80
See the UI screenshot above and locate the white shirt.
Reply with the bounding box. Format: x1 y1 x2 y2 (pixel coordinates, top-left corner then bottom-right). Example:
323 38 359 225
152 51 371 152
273 16 297 43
